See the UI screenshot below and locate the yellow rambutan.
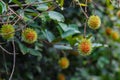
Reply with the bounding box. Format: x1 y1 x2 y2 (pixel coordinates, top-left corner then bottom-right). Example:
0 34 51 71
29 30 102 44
105 27 112 36
88 15 101 30
22 28 37 44
58 57 70 69
0 24 15 40
111 31 119 40
57 73 66 80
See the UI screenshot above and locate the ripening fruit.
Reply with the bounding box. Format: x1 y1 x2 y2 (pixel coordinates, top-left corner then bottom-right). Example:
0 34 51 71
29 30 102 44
111 31 119 40
57 73 66 80
78 38 92 56
58 57 70 69
117 10 120 18
105 27 112 35
88 15 101 30
0 24 15 40
22 28 37 44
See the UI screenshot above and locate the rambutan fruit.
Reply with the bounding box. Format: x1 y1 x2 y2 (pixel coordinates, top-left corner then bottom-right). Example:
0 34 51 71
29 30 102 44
105 27 112 36
88 15 101 30
0 24 15 40
22 28 37 44
58 57 70 69
111 31 119 40
78 38 92 56
57 73 66 80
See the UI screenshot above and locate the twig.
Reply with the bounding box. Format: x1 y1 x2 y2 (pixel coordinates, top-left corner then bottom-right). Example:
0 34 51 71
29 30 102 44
0 21 15 24
0 42 6 45
24 6 55 27
79 2 89 19
0 13 13 17
84 20 87 38
9 40 16 80
79 5 89 18
118 0 120 7
85 0 87 12
9 0 53 7
0 45 19 55
61 50 66 57
0 7 55 35
0 45 13 54
24 13 41 27
8 7 22 19
13 17 21 26
11 16 17 22
84 0 88 38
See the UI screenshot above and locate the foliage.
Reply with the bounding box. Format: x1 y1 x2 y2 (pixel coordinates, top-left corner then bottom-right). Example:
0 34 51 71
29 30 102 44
0 0 120 80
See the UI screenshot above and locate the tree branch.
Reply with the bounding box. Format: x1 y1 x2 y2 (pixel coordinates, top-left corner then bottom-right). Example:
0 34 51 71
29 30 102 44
8 7 22 19
9 40 16 80
0 45 19 55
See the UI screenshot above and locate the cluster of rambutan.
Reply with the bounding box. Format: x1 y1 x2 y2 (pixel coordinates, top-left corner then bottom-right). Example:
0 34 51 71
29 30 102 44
76 15 101 56
0 24 37 44
57 57 69 80
105 27 119 41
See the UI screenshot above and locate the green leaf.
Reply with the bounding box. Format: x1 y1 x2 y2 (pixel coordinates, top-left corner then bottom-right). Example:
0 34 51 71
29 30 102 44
35 66 41 73
58 23 68 31
97 57 109 68
23 16 33 22
0 1 6 14
58 23 80 38
26 72 34 80
1 1 7 12
28 49 42 57
42 29 55 42
56 0 64 8
61 30 79 38
25 0 36 4
37 4 48 11
62 28 80 38
12 0 22 7
0 2 3 14
66 35 83 46
48 11 65 22
17 41 28 55
54 44 72 50
92 43 108 48
9 0 13 3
